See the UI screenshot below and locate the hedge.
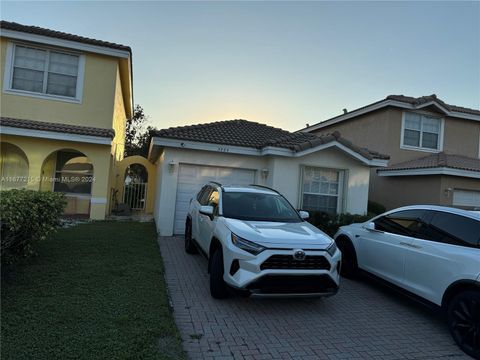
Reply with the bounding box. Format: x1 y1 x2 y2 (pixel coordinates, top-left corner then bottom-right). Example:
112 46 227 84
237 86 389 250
306 211 372 237
0 190 66 262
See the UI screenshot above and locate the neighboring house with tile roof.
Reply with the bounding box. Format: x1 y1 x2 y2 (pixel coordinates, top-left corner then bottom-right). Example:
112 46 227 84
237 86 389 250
149 119 389 236
302 95 480 210
0 21 133 219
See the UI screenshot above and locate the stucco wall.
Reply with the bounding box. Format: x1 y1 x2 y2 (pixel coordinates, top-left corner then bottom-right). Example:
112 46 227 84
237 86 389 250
111 66 127 161
439 175 480 207
1 134 111 219
269 148 370 215
370 174 442 210
312 107 480 162
312 107 480 209
153 147 371 236
443 117 480 158
370 173 480 210
0 38 118 130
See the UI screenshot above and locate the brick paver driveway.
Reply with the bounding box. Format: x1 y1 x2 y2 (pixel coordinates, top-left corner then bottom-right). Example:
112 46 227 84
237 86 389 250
158 236 469 359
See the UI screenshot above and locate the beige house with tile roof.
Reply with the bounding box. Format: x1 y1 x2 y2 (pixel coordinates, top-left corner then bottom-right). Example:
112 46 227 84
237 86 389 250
148 119 389 236
302 95 480 210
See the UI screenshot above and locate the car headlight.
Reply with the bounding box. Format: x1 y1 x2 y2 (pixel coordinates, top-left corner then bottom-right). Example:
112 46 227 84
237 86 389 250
326 241 337 257
231 233 266 255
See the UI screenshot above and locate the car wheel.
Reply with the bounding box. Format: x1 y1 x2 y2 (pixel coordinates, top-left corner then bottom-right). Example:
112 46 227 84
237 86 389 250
336 238 358 279
210 248 228 299
447 290 480 359
184 220 198 254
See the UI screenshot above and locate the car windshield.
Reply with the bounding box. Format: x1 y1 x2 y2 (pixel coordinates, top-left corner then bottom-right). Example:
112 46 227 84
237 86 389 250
222 192 302 222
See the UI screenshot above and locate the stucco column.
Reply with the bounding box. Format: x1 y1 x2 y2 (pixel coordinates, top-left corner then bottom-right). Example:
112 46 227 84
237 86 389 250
89 154 110 220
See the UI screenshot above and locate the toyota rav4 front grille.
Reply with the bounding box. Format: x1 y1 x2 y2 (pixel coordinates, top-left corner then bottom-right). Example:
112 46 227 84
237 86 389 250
260 254 331 271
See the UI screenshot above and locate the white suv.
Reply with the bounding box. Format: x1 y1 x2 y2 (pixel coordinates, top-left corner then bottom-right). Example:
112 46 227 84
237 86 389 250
185 183 341 299
334 205 480 359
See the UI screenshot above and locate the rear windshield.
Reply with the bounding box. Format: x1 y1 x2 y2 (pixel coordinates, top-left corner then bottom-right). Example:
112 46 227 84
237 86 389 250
222 192 302 222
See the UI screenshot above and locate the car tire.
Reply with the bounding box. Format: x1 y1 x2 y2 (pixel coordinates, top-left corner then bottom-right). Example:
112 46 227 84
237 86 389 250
210 248 228 299
336 238 358 279
184 220 198 254
447 290 480 359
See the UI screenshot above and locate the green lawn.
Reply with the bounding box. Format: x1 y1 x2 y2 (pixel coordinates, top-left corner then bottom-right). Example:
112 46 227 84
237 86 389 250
1 221 185 360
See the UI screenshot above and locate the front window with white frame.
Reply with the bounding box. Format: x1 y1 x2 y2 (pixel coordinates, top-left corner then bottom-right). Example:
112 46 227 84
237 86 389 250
402 112 443 151
301 166 343 214
5 43 83 101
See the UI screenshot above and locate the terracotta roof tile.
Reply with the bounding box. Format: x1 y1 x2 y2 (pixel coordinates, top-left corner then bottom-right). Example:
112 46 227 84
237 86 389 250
380 153 480 173
386 94 480 116
0 21 131 53
0 117 115 139
152 119 389 160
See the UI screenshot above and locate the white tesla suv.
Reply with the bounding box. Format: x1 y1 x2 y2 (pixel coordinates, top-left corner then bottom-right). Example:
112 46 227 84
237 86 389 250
185 183 341 299
334 205 480 359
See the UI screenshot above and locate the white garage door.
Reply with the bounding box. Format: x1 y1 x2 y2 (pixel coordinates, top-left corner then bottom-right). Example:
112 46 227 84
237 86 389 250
453 189 480 208
174 164 255 234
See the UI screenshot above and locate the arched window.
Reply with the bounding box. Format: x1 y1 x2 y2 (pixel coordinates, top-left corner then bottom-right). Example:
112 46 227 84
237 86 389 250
0 143 29 189
53 150 93 194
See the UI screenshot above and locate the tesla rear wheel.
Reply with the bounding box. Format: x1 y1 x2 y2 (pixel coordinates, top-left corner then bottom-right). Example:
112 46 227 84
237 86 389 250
448 290 480 359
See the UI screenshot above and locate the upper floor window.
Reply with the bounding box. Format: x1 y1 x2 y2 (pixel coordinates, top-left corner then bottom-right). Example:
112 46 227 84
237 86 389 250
401 112 443 152
4 43 84 102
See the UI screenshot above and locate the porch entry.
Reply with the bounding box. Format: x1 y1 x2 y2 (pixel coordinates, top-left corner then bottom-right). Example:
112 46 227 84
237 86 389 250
123 163 148 211
42 149 93 217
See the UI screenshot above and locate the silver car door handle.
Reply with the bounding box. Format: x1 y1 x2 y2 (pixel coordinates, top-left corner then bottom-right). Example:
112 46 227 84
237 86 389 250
399 241 422 249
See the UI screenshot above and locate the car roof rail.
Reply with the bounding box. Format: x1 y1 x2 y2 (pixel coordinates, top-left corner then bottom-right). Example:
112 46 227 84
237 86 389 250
248 184 280 194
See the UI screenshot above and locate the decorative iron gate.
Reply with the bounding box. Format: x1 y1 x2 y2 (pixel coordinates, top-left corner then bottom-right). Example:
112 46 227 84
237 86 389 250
123 182 147 210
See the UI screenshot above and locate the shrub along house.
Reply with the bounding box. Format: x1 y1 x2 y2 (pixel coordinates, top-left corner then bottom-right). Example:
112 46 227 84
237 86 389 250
148 119 389 236
0 21 133 219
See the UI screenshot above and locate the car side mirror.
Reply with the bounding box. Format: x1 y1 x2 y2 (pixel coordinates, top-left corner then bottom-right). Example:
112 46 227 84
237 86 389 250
199 205 214 217
364 222 376 231
299 210 309 219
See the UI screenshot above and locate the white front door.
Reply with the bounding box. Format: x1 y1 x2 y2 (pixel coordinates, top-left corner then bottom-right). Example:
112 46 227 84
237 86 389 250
174 164 255 234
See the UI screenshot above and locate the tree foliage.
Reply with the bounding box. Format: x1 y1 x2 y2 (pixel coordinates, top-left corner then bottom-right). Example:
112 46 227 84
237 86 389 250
124 105 157 157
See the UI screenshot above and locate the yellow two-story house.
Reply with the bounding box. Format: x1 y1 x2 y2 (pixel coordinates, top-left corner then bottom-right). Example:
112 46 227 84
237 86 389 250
0 21 133 219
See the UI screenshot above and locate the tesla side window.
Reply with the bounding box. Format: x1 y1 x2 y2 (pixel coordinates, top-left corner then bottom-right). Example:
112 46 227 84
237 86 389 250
374 210 426 237
423 212 480 248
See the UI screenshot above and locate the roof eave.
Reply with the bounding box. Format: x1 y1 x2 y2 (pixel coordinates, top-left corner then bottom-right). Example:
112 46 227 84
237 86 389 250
377 167 480 179
301 99 480 133
0 125 112 145
150 136 388 167
0 28 131 59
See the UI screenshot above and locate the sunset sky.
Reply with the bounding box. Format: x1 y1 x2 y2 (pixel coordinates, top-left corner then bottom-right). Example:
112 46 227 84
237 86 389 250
1 1 479 131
